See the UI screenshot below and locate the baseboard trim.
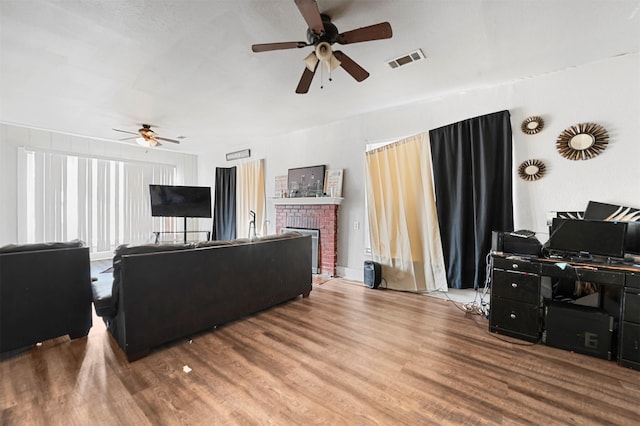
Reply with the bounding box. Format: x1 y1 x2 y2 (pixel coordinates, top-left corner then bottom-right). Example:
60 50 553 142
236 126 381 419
336 266 363 282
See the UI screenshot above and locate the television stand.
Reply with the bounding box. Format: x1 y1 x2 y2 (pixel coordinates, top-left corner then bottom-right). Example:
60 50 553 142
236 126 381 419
154 217 211 243
153 231 211 244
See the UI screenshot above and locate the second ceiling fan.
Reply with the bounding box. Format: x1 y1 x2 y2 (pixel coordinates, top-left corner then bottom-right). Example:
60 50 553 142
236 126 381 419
252 0 392 94
112 124 180 147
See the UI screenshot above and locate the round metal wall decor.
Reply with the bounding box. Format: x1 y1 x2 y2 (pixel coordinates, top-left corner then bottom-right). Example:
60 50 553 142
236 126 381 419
518 159 546 181
556 122 609 160
521 116 544 134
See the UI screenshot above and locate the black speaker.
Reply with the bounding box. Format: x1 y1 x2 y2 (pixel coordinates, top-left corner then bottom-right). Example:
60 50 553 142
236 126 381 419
364 261 382 289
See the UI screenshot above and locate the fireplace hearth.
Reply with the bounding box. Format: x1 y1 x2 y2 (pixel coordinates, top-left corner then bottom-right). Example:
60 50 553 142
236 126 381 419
274 197 341 276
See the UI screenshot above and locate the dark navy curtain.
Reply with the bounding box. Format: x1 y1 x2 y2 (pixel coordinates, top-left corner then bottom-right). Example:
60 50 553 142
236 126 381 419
429 110 513 289
212 167 237 241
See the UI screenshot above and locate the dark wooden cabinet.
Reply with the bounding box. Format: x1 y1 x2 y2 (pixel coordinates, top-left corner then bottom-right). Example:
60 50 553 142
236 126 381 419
490 257 541 342
620 273 640 370
490 254 640 371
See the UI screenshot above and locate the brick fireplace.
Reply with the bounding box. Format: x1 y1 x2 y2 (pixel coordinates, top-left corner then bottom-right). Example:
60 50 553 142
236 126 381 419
274 197 342 276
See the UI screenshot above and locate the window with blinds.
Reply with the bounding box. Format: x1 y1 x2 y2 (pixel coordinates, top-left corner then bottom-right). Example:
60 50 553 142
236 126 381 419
18 148 176 254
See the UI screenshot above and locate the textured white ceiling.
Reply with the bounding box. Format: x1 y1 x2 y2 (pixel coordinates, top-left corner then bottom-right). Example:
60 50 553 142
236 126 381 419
1 0 639 154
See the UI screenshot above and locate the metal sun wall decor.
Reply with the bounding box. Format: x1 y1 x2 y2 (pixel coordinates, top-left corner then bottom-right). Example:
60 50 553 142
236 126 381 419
521 116 545 134
518 159 546 181
556 122 609 160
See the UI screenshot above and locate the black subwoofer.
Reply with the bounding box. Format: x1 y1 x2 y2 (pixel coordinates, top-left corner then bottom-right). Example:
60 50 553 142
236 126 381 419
544 301 615 360
364 261 382 289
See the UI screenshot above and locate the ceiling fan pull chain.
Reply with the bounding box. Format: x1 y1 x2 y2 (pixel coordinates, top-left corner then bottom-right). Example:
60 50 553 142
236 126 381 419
320 62 324 89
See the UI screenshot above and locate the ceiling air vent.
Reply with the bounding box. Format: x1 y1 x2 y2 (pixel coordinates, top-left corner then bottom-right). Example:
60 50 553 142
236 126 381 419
387 49 426 69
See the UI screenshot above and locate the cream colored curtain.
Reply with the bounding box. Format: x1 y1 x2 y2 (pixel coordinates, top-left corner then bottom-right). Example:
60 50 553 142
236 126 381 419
236 159 266 239
365 132 447 292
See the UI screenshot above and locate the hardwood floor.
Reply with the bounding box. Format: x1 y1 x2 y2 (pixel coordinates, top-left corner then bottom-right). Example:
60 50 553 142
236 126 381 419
1 278 639 425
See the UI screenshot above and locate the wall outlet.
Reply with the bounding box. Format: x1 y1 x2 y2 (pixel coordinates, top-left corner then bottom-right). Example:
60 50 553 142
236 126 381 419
353 220 360 230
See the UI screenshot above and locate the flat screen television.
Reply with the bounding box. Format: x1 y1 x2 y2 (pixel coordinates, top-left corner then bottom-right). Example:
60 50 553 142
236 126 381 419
149 185 212 218
548 218 628 259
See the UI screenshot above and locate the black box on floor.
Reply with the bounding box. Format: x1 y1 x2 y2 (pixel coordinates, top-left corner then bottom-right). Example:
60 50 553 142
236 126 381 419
364 261 382 288
543 301 615 360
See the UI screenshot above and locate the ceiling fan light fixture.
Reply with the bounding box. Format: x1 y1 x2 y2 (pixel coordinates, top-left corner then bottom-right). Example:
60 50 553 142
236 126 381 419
304 52 319 71
327 53 341 71
313 42 340 72
315 41 332 61
136 137 151 147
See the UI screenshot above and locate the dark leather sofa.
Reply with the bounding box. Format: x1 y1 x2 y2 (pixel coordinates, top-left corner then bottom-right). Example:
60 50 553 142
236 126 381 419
92 232 312 361
0 241 93 354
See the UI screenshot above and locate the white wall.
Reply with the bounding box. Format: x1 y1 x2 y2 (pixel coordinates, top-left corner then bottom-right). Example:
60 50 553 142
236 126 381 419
199 54 640 281
2 54 636 277
0 124 199 246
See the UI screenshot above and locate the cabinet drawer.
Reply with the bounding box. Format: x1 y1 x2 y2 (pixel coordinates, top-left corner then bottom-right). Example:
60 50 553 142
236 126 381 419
540 263 625 286
620 321 640 364
490 296 540 341
492 269 540 304
622 289 640 324
627 272 640 289
493 256 539 274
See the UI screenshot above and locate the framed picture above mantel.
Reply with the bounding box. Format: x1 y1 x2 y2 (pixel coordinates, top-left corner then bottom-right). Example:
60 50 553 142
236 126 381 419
287 165 325 198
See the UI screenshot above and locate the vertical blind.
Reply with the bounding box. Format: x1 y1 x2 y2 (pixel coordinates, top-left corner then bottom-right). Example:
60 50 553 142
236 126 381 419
18 148 176 253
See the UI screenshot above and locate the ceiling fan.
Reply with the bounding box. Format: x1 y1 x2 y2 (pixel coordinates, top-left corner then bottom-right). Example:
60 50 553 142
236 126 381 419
112 124 180 147
251 0 392 94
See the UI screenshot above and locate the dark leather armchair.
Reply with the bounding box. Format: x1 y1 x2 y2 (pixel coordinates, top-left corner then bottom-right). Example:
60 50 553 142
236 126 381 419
0 241 93 353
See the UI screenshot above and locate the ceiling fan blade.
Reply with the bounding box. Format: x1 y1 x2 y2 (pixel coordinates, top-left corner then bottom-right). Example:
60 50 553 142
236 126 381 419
155 136 180 144
252 41 308 52
118 136 138 141
333 51 369 82
337 22 393 44
112 128 139 136
295 61 318 94
294 0 324 35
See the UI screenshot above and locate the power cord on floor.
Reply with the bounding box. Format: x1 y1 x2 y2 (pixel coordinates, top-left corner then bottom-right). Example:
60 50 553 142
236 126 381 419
443 253 492 317
440 291 486 316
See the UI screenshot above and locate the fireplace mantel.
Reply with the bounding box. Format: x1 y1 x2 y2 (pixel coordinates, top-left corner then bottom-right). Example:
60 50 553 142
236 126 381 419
271 197 343 206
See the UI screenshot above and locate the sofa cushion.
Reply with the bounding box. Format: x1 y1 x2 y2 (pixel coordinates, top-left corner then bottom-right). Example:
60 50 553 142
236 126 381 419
230 238 251 245
257 231 302 241
194 240 232 249
0 239 84 254
113 242 193 258
91 275 116 318
95 243 195 318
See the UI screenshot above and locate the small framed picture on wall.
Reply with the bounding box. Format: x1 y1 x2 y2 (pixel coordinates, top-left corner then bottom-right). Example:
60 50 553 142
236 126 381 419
324 169 343 197
274 175 288 198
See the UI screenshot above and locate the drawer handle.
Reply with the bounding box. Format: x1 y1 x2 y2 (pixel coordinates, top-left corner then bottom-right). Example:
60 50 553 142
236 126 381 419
511 282 518 288
512 264 519 269
510 313 517 319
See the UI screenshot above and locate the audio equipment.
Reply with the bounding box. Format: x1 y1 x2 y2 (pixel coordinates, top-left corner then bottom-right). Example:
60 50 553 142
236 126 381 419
491 230 542 256
364 261 382 289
